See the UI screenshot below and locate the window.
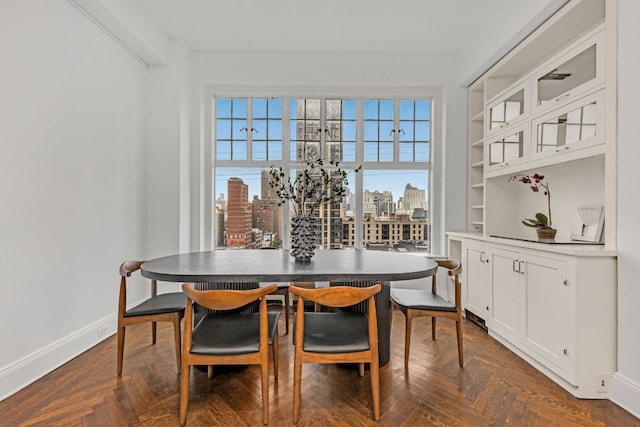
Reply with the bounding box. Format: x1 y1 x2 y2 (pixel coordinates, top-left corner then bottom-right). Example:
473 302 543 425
213 95 433 253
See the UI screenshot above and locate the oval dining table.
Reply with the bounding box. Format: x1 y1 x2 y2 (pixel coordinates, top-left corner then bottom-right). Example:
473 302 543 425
141 249 438 366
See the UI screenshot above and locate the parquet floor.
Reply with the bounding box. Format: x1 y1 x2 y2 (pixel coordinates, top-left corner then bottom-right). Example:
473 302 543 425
1 308 638 426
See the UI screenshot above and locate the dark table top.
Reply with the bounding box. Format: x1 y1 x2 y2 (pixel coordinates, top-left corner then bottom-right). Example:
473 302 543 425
141 249 438 283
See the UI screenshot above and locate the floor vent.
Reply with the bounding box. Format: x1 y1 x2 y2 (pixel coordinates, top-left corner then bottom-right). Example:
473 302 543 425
465 309 488 332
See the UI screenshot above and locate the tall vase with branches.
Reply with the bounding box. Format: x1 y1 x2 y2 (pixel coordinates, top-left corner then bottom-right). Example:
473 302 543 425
268 153 361 260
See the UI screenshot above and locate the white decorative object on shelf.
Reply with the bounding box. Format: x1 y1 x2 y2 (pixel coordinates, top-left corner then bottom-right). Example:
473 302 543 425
570 205 604 242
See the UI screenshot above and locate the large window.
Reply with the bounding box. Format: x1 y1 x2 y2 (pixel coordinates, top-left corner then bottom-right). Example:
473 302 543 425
213 95 432 253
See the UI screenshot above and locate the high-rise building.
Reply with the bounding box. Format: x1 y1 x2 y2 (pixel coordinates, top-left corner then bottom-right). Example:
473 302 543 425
364 190 394 218
399 184 427 217
214 206 225 247
252 195 281 246
260 169 283 242
226 177 253 248
294 99 345 249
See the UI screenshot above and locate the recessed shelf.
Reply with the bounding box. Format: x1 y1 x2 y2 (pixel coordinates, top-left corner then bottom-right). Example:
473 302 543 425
471 161 484 168
470 221 484 226
471 205 485 209
470 183 484 189
471 139 484 147
471 111 484 122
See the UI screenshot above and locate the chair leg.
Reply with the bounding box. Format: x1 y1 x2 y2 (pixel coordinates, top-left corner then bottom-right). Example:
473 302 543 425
179 364 190 426
261 359 269 424
207 366 213 379
456 318 464 368
272 336 279 379
152 321 157 345
293 354 302 423
116 326 125 376
404 312 413 368
284 291 290 335
370 356 380 421
173 317 182 374
359 363 365 377
431 317 437 340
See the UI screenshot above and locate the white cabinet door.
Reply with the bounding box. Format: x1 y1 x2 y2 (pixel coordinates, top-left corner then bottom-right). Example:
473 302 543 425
521 254 571 378
487 247 522 342
462 240 489 320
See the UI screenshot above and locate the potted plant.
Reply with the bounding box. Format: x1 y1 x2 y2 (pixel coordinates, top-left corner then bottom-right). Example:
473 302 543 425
268 155 361 261
508 173 557 241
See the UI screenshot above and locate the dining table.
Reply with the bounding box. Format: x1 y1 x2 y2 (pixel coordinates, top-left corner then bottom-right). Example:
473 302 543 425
141 249 438 366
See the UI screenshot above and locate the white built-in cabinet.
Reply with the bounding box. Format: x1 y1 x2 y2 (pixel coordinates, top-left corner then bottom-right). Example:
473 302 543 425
449 234 616 398
453 0 617 399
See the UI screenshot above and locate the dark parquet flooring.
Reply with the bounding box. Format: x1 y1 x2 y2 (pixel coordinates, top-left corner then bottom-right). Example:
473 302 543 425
1 308 638 426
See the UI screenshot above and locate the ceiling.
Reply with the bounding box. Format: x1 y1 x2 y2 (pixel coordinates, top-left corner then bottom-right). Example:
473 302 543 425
138 0 513 54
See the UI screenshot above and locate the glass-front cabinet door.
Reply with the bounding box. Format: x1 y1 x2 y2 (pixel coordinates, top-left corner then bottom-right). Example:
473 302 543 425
485 124 529 173
486 80 529 136
531 90 605 160
532 30 604 114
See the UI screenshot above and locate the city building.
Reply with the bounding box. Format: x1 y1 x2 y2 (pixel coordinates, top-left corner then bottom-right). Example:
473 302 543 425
226 177 253 248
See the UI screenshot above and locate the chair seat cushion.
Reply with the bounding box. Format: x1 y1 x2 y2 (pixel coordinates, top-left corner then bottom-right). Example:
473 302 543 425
124 292 186 317
390 288 457 312
300 312 370 353
190 312 280 355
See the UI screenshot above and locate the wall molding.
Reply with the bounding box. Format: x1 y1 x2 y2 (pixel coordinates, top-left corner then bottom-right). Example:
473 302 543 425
0 314 116 402
610 373 640 419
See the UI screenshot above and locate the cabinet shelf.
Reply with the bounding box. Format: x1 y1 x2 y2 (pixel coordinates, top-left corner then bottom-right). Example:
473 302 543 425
471 138 484 147
471 205 485 210
471 161 484 168
471 110 484 122
470 183 484 189
470 221 484 226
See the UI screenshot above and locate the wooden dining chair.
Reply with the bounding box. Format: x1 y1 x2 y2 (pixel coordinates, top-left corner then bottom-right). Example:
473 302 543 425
179 283 279 426
289 284 382 424
117 260 186 376
260 281 291 334
390 259 464 368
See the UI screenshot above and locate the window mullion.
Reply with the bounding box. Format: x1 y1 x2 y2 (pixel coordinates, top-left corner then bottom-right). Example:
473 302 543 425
354 99 364 249
393 98 400 164
247 97 253 161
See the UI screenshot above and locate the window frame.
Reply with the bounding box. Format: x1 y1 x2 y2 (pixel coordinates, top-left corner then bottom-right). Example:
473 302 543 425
207 88 440 253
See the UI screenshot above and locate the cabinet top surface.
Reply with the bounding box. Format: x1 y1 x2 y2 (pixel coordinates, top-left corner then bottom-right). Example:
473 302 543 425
447 231 616 257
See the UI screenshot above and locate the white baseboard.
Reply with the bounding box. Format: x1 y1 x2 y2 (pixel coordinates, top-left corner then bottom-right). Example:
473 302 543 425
610 373 640 419
0 313 117 402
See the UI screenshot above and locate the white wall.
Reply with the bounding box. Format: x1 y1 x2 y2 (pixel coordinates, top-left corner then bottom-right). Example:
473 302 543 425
186 50 469 255
611 0 640 417
457 0 568 85
146 39 191 263
0 0 149 399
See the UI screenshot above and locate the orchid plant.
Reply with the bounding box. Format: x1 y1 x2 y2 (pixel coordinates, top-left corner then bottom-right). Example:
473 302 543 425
508 173 553 229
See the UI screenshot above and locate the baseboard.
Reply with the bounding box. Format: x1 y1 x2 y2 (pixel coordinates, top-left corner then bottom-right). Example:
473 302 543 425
0 313 117 402
610 373 640 419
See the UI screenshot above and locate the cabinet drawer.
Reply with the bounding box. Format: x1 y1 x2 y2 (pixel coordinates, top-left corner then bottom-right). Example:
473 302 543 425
531 89 605 161
532 29 605 115
485 124 529 173
486 79 530 137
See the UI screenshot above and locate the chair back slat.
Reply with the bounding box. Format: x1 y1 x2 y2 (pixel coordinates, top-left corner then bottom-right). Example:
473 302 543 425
290 284 381 308
119 260 144 277
182 283 277 311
